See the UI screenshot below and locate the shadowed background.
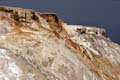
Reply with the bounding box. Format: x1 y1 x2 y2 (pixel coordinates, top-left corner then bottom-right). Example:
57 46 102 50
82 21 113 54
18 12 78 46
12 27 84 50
0 0 120 44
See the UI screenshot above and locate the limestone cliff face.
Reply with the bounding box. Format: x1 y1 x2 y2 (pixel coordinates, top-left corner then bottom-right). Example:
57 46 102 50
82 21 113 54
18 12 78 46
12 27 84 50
0 6 120 80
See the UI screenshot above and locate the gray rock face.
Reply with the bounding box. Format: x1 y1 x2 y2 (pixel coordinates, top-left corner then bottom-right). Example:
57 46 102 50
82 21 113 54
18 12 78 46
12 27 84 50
0 6 120 80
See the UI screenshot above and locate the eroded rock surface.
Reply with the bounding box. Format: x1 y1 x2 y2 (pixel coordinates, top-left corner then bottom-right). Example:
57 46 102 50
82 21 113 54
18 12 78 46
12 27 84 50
0 6 120 80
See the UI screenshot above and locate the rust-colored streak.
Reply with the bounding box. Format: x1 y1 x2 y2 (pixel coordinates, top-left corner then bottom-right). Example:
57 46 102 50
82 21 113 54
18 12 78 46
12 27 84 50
11 21 33 37
40 13 62 32
66 38 119 80
0 7 14 13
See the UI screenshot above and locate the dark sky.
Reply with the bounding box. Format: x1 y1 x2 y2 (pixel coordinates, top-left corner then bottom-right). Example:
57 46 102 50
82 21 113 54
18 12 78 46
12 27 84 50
0 0 120 44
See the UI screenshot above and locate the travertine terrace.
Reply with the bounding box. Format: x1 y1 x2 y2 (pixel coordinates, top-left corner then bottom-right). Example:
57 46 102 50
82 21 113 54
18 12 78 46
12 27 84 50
0 6 120 80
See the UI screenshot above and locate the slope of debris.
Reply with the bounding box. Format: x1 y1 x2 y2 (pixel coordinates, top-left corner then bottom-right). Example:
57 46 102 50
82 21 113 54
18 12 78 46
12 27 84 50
0 6 120 80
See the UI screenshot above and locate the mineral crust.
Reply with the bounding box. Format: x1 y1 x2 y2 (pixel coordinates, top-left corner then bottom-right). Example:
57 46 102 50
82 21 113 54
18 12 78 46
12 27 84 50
0 6 120 80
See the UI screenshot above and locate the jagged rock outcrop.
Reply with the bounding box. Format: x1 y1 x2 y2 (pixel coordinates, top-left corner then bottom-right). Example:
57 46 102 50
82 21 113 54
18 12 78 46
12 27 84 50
0 6 120 80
